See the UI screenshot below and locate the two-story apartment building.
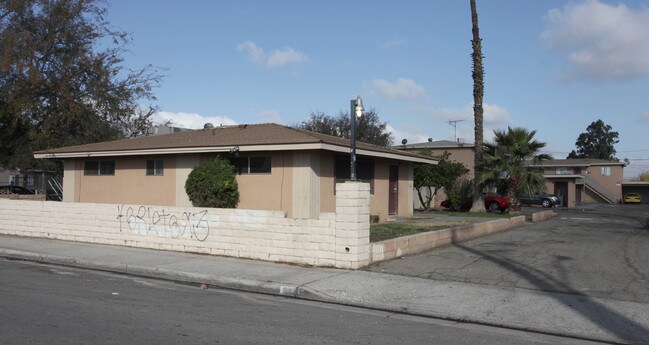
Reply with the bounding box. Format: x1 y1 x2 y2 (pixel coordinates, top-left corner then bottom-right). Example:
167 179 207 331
396 140 474 209
532 159 624 207
398 139 625 208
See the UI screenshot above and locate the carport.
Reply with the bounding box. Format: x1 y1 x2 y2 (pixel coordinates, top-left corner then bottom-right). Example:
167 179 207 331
621 181 649 203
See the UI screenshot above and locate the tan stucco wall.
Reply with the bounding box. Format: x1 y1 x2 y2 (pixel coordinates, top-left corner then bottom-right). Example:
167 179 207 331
399 163 414 218
319 153 336 213
584 165 623 202
315 153 414 222
422 147 474 179
73 156 177 206
233 152 293 216
62 160 76 202
371 160 389 221
61 150 414 221
292 151 321 219
175 155 200 207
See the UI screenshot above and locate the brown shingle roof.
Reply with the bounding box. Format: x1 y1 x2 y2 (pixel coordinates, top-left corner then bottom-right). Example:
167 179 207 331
34 123 428 160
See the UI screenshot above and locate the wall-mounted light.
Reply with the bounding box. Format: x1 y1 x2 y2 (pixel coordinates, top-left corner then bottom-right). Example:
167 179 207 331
229 146 240 157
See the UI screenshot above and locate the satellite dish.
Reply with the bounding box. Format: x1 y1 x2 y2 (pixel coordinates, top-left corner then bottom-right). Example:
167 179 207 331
428 138 433 142
204 123 214 129
401 139 408 145
624 158 630 166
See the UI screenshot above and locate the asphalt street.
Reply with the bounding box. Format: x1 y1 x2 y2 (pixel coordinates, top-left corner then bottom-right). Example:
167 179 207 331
0 259 595 345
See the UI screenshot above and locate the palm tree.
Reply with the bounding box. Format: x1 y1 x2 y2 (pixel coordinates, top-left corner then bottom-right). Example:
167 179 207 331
478 127 552 213
469 0 485 212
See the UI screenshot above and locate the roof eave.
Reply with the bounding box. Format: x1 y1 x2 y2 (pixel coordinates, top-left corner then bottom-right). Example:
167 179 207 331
34 142 438 164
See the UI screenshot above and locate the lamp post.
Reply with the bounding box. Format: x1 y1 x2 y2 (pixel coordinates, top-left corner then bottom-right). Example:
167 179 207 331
350 96 364 180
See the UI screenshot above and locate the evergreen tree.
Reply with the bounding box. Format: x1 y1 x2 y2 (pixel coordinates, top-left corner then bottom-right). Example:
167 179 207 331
567 119 619 161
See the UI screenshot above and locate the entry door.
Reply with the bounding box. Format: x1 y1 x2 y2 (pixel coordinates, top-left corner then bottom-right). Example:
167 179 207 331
389 165 399 215
554 182 568 207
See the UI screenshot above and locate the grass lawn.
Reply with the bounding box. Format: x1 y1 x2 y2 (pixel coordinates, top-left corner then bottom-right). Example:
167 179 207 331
371 210 533 242
370 220 476 242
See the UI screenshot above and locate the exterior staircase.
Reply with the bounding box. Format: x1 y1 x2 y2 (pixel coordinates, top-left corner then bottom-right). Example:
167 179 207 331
584 178 615 204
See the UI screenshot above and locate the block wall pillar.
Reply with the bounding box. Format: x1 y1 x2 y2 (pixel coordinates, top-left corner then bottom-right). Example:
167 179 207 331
335 181 370 269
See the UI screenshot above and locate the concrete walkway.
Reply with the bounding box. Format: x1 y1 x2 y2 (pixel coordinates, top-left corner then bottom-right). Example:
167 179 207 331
1 234 647 344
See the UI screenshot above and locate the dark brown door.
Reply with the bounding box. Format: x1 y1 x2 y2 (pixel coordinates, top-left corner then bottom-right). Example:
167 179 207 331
389 165 399 215
554 182 568 207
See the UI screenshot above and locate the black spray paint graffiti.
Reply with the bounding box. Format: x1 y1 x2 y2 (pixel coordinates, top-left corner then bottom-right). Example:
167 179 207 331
116 205 210 242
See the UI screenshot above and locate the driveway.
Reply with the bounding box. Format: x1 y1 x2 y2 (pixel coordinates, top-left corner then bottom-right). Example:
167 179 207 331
366 204 649 304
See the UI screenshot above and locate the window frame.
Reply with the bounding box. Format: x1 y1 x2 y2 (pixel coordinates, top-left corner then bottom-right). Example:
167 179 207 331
146 159 165 176
601 166 611 176
230 156 272 175
333 156 375 194
84 160 115 176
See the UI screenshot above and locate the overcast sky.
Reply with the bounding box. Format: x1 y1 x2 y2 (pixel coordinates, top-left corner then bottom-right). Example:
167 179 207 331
107 0 649 178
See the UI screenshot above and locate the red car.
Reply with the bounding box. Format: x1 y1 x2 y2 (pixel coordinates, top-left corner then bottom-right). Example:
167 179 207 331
440 196 509 212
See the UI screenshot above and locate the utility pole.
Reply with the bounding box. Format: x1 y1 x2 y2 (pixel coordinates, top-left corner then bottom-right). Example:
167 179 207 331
447 119 465 141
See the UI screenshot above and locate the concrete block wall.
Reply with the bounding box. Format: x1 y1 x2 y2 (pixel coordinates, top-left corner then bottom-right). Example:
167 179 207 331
335 181 371 269
0 182 372 269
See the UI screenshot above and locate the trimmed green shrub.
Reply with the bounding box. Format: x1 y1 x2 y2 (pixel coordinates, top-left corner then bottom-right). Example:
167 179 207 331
447 179 473 211
185 157 239 208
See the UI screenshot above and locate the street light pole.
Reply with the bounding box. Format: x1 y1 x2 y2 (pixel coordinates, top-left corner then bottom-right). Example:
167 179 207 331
350 96 364 180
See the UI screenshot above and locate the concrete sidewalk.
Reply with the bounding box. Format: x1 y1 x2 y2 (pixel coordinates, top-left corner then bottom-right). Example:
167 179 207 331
1 235 648 344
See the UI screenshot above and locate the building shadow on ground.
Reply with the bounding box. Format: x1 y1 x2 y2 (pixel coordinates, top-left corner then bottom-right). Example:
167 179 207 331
451 241 649 343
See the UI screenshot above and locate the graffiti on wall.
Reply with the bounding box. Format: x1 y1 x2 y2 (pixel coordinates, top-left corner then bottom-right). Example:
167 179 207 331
116 205 211 242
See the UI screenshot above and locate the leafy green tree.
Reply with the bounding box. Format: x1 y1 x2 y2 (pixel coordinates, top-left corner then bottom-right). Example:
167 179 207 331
297 108 394 147
185 157 239 208
0 0 161 173
414 150 469 210
479 127 552 213
469 0 485 213
567 119 619 161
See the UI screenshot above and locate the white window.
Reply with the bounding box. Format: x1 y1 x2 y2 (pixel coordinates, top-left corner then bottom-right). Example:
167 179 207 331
556 167 572 175
601 166 611 176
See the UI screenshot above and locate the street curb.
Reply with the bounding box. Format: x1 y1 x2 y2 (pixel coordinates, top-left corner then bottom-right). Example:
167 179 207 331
294 286 625 345
0 249 299 297
0 248 625 344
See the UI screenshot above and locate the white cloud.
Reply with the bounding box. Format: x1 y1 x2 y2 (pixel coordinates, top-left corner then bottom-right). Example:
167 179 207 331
427 103 511 125
641 111 649 121
236 41 265 65
422 103 512 143
541 0 649 81
483 104 512 126
386 125 431 146
267 48 309 68
259 110 282 124
152 111 237 129
369 78 426 100
237 41 309 68
381 38 407 48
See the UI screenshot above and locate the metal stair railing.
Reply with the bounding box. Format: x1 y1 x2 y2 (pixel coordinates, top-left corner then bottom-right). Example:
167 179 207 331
47 176 63 201
584 177 615 204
